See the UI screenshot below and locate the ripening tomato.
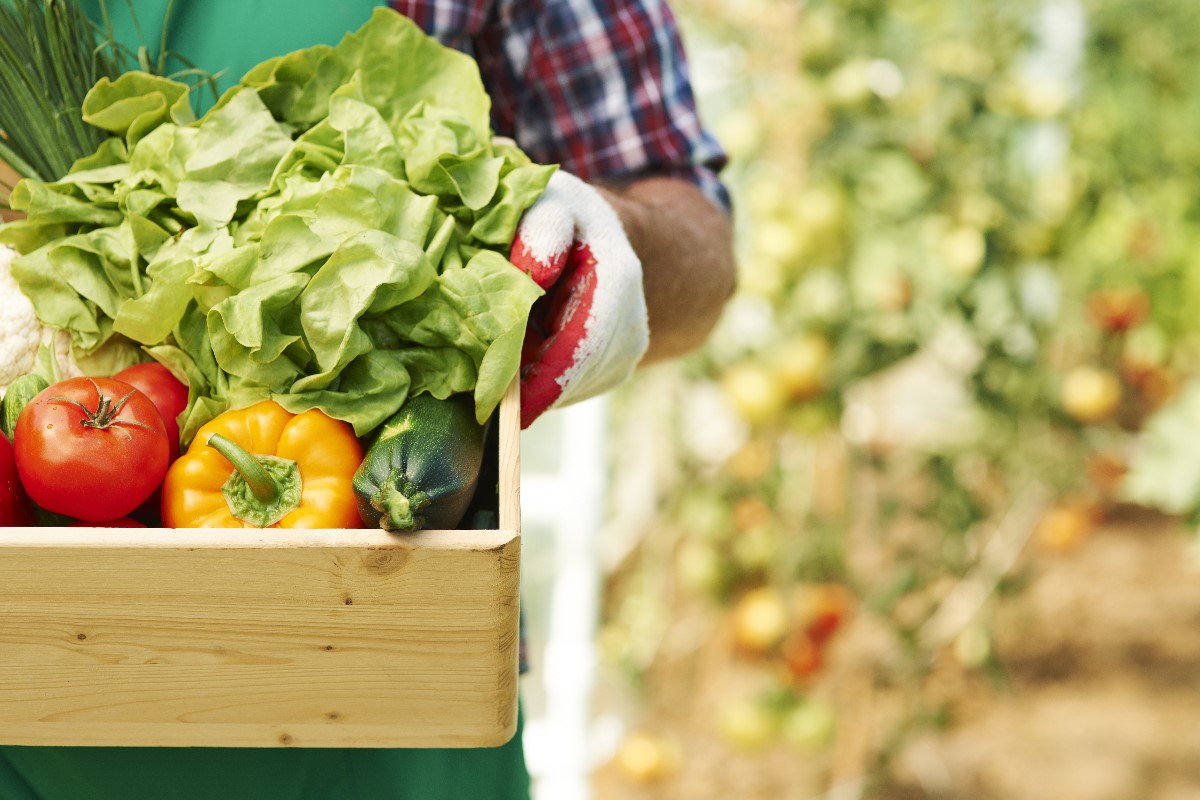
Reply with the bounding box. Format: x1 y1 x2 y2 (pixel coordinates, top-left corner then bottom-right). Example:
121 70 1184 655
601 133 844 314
0 434 35 527
781 701 837 749
780 632 824 684
716 699 777 751
733 587 790 654
613 732 681 784
774 333 831 400
1036 503 1098 553
793 583 853 646
14 378 169 522
113 362 189 461
1087 287 1149 333
722 364 787 426
1060 366 1122 424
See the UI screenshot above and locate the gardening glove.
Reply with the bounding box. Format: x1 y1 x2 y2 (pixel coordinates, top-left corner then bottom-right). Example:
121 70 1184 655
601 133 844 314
510 170 650 428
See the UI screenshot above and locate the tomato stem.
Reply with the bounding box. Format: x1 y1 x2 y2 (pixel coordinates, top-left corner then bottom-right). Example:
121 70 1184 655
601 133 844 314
206 433 279 504
47 379 158 434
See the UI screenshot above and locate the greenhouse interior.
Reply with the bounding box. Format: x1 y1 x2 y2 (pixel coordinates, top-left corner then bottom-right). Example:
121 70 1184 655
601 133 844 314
525 1 1200 798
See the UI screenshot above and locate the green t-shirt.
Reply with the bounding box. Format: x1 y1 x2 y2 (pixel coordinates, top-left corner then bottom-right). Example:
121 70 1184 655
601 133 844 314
82 0 391 100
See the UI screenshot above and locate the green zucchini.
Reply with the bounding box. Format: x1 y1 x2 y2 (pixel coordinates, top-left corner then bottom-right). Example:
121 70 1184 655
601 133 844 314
1 373 49 440
353 392 488 532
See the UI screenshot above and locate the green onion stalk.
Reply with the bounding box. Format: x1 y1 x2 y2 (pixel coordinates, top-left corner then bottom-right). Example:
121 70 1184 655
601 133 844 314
0 0 123 187
0 0 213 204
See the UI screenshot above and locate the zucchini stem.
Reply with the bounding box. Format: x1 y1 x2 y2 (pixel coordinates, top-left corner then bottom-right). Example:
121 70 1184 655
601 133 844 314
371 474 431 532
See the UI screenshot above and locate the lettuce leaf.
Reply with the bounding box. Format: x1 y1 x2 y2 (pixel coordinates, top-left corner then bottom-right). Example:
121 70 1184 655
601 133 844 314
4 8 553 436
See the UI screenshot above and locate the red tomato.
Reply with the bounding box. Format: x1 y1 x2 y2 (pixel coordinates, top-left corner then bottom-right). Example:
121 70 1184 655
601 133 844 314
113 362 187 526
780 632 824 685
795 583 853 646
14 378 169 522
113 362 189 461
0 434 35 527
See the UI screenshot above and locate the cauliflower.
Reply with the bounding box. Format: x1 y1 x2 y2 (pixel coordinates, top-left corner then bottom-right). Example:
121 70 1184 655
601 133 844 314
0 245 81 396
0 245 43 391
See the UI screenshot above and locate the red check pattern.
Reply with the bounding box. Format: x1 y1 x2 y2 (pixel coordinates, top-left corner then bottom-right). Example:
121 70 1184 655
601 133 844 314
390 0 731 211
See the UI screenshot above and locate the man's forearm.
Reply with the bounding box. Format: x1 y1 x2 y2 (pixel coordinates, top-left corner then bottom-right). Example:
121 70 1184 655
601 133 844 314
598 177 736 364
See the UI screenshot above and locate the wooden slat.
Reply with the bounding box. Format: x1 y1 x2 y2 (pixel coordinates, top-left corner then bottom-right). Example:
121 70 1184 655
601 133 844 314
498 378 522 533
0 530 520 747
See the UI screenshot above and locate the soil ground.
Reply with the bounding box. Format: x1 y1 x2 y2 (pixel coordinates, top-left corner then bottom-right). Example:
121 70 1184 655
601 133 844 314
592 508 1200 799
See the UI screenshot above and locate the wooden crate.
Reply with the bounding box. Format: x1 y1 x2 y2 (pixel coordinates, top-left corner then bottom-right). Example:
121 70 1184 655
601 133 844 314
0 383 522 749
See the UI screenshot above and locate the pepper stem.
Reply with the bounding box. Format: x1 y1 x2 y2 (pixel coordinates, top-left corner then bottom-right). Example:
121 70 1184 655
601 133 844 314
207 433 278 504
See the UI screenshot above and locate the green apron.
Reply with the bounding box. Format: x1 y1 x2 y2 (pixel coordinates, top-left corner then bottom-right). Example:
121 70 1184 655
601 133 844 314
0 710 528 800
0 2 530 798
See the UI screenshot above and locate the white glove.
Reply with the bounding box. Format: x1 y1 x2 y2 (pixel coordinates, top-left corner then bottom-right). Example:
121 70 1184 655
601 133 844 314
510 171 649 428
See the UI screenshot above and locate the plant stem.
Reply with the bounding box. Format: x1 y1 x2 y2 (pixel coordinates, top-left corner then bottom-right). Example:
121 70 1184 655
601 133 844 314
207 434 279 504
0 0 121 180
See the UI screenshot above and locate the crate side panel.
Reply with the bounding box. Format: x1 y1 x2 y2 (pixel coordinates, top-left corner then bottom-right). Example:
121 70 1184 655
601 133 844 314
0 533 520 747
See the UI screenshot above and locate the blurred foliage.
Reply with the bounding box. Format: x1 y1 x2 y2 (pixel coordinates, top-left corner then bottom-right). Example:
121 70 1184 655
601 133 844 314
599 0 1200 794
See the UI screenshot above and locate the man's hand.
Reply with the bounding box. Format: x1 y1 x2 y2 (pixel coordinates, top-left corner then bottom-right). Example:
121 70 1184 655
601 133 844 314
510 171 650 428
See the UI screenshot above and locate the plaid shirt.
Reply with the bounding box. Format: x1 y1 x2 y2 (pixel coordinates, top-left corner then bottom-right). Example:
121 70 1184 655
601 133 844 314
390 0 730 212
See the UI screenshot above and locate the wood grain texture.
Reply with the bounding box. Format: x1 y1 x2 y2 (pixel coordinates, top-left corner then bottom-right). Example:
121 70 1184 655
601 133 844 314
498 379 521 533
0 391 522 748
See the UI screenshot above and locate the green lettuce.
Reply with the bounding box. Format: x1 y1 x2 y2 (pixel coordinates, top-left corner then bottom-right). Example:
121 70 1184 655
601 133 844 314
1 8 553 437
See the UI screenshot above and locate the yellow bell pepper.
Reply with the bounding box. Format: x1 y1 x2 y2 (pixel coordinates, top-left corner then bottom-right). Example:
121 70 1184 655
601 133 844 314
162 400 364 528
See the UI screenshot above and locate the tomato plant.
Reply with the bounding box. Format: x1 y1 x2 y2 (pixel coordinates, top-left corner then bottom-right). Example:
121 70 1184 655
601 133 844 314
14 378 169 522
0 433 34 527
113 362 188 461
